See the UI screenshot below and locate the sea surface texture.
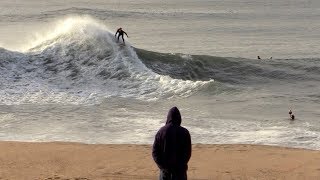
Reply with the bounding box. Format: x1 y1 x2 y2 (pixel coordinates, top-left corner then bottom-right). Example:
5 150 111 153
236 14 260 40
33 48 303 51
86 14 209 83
0 0 320 149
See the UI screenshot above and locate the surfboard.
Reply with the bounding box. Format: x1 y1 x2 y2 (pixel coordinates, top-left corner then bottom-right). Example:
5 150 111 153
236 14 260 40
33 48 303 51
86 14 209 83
118 43 126 48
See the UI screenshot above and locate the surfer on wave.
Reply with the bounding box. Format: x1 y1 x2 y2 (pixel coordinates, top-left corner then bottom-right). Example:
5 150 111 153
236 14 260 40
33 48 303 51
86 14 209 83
115 27 129 45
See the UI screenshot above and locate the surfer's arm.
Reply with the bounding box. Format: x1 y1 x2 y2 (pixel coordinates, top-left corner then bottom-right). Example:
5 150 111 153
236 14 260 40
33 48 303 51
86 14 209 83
124 31 129 37
115 31 118 37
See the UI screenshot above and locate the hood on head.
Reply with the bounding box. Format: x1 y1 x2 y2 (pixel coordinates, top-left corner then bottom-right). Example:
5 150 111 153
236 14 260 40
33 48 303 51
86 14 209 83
166 107 181 125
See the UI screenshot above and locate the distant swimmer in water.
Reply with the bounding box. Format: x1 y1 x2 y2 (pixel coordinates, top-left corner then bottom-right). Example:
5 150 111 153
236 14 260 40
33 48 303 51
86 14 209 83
257 56 261 60
289 110 295 120
115 27 129 45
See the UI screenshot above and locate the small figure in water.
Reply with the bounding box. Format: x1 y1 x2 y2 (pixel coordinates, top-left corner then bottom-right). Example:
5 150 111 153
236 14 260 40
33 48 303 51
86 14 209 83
289 110 295 120
270 57 272 59
257 56 261 60
115 27 129 45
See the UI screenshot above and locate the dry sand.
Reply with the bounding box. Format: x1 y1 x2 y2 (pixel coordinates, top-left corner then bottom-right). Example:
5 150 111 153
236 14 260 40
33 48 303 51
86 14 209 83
0 142 320 180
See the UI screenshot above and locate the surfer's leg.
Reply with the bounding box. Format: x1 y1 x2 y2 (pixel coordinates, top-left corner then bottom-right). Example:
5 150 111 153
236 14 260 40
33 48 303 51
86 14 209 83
122 35 125 44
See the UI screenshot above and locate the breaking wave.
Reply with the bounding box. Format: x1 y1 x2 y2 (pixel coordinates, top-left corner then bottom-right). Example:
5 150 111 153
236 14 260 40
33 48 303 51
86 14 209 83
0 17 212 105
1 17 320 105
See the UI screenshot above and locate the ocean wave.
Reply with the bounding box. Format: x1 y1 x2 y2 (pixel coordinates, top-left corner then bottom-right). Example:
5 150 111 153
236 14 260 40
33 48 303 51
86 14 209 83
1 16 320 105
136 49 320 84
0 17 212 105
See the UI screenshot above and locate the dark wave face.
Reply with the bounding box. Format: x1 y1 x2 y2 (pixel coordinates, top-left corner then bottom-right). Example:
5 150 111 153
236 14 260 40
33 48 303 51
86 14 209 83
136 49 320 84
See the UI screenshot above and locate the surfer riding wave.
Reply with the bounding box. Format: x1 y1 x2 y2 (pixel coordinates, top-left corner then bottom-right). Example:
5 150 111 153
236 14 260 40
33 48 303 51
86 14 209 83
115 27 129 45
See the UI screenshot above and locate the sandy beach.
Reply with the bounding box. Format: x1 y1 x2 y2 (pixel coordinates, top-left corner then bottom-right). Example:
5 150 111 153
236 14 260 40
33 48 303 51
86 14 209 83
0 142 319 179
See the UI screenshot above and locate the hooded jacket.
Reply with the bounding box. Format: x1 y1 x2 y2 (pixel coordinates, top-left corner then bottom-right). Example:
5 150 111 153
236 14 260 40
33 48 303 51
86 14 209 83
152 107 192 172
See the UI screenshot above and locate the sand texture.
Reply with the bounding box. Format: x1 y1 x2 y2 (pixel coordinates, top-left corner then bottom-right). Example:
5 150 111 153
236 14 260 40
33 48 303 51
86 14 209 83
0 142 320 180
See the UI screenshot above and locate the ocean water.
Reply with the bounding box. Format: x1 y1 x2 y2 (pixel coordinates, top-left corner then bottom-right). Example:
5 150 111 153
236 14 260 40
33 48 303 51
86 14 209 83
0 0 320 150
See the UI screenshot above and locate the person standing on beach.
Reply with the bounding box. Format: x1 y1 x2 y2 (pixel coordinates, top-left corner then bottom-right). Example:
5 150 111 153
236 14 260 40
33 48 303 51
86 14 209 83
152 107 192 180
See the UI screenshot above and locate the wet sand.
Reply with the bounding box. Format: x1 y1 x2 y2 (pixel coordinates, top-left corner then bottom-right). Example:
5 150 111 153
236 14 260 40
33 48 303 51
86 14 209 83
0 142 320 179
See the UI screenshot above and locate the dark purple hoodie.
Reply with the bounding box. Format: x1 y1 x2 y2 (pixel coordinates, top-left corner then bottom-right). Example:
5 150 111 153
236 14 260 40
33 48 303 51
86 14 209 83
152 107 192 172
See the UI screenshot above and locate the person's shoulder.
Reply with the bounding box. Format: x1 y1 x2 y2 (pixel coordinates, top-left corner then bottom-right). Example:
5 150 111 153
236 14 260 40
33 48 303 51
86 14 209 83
157 125 169 133
179 126 190 134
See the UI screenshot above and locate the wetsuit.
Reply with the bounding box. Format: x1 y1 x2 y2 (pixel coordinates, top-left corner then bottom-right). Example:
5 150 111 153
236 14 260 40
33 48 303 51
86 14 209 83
115 28 128 44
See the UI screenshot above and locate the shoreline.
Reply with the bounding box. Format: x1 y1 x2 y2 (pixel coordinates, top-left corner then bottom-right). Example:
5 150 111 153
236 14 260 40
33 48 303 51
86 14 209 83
0 141 320 179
